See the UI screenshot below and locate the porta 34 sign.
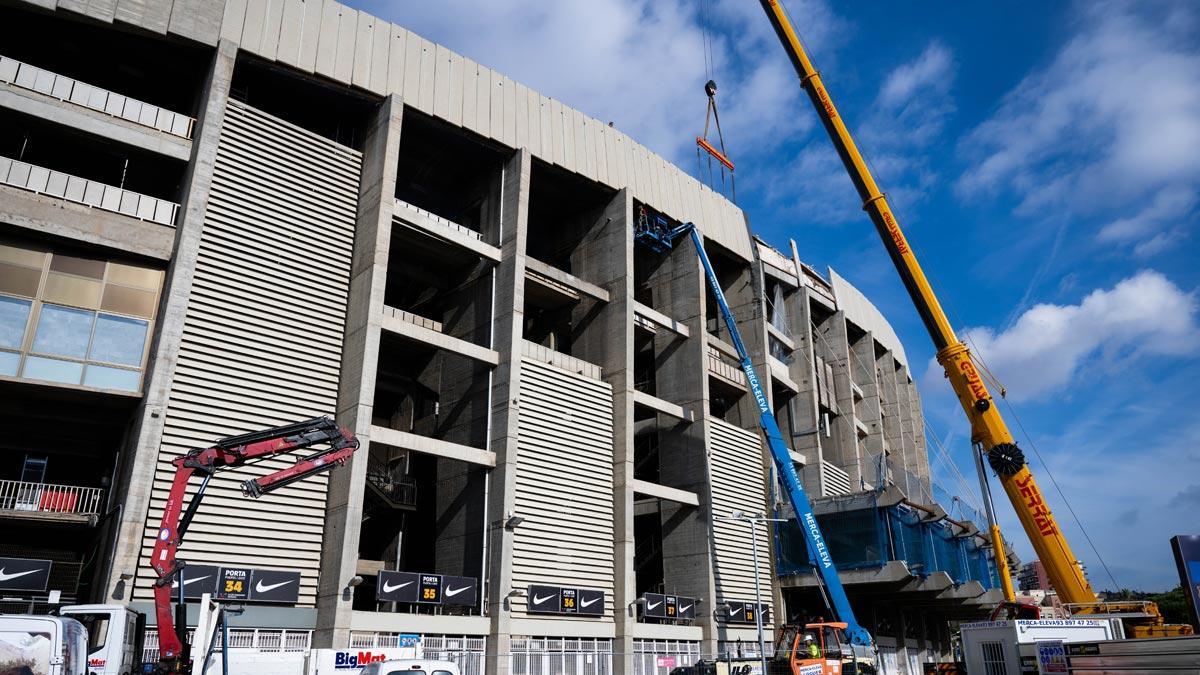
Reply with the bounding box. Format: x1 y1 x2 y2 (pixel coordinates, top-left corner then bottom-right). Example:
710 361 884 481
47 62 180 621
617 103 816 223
171 564 301 603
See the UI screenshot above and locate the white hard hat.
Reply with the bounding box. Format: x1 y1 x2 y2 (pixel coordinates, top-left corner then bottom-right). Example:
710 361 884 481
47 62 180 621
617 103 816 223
803 635 813 642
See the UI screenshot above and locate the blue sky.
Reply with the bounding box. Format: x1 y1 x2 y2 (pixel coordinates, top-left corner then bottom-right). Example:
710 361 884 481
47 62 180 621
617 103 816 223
347 0 1200 591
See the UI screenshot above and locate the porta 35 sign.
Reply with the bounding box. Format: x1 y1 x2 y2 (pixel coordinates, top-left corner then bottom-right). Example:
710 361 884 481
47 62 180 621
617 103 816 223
527 584 605 616
376 571 478 607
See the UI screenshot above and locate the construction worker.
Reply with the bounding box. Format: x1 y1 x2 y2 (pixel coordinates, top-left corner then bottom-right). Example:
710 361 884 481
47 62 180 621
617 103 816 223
803 634 820 659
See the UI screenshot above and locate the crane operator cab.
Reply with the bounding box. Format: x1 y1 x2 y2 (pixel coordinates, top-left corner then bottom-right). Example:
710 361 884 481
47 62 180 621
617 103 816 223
772 622 875 675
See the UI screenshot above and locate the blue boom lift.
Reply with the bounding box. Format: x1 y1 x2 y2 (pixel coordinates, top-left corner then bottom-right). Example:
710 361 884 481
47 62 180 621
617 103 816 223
635 211 874 656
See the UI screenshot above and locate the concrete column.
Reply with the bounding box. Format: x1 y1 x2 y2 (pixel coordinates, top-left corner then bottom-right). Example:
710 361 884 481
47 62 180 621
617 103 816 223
821 310 862 488
572 189 635 675
104 39 236 597
314 95 404 647
484 149 531 675
849 332 883 483
654 233 717 658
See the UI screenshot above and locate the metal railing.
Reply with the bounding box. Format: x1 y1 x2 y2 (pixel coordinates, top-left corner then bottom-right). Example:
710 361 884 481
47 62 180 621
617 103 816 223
142 629 311 663
395 197 484 241
0 479 103 516
0 155 178 226
0 54 195 138
364 457 418 508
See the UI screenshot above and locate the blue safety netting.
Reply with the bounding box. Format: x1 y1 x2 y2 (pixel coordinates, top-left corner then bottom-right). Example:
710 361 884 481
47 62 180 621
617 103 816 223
775 496 1000 589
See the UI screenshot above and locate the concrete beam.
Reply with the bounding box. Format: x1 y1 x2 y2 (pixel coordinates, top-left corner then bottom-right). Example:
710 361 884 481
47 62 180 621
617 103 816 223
381 309 500 366
706 334 739 360
508 618 616 639
0 185 175 260
629 478 700 507
778 560 911 588
524 256 610 302
0 83 192 161
765 322 795 351
350 610 490 636
769 356 799 393
631 390 694 422
630 622 704 640
393 201 502 262
633 301 690 339
370 424 497 467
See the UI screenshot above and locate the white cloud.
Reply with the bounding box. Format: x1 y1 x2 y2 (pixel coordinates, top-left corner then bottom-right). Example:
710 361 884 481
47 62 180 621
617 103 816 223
957 2 1200 250
879 41 954 109
350 0 839 169
944 270 1199 400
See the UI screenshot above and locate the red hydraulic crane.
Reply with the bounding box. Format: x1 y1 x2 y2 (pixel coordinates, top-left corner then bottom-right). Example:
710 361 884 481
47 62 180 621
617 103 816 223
149 416 359 672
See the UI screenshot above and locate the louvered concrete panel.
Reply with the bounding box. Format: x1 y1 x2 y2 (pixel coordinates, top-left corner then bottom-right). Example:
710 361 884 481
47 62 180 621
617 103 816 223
134 101 360 607
511 359 615 619
708 418 773 609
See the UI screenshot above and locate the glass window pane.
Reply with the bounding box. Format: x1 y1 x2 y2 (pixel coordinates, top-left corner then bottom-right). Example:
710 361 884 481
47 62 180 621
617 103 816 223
32 304 95 358
49 253 105 279
0 350 18 376
43 273 102 309
0 263 42 297
82 365 140 391
89 314 148 366
101 285 158 318
107 263 162 290
0 296 32 348
23 355 84 384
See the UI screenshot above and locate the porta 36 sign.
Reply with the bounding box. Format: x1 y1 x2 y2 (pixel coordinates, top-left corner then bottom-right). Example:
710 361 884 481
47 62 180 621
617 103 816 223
527 584 605 616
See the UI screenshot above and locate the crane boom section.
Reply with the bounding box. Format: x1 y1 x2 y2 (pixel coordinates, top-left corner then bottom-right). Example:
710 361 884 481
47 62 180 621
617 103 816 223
756 0 1095 605
680 224 872 647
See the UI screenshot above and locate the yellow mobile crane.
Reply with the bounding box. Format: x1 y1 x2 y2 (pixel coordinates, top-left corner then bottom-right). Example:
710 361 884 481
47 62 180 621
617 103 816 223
755 0 1192 639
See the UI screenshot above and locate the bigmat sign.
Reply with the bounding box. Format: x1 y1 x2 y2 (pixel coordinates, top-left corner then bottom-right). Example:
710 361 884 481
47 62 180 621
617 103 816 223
1170 535 1200 630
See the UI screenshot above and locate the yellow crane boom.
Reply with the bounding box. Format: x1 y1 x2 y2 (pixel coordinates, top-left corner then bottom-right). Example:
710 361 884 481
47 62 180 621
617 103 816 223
755 0 1093 606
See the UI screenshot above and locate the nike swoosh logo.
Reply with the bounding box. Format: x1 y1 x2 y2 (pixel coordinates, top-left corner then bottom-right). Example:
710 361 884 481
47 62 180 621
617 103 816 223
647 600 661 610
255 579 295 594
680 604 693 612
532 594 555 605
445 585 470 597
0 568 39 582
179 576 210 587
382 580 413 593
580 597 599 608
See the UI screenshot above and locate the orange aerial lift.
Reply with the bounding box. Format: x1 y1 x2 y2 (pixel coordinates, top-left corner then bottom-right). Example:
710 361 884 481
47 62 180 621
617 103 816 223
754 0 1192 640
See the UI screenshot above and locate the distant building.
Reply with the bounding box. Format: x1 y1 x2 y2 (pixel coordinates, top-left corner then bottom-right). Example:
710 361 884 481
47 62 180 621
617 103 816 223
1019 561 1053 592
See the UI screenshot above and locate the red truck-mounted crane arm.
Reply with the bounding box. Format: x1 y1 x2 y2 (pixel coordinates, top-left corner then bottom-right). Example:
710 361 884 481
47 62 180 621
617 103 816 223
149 416 359 669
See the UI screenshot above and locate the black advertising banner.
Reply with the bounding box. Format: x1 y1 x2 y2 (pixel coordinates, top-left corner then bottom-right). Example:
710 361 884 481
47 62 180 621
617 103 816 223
726 601 770 624
442 575 478 607
644 593 696 620
418 574 443 604
577 588 604 616
172 564 220 599
377 571 420 603
528 584 561 614
527 584 604 616
217 567 251 600
0 557 51 592
1171 535 1200 629
249 569 301 604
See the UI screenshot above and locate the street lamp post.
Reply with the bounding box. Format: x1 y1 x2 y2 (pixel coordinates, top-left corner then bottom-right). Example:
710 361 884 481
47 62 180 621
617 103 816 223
718 510 786 675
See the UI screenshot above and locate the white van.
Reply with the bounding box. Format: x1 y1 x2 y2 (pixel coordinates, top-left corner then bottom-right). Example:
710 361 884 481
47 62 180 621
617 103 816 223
0 614 89 675
358 660 462 675
56 605 143 675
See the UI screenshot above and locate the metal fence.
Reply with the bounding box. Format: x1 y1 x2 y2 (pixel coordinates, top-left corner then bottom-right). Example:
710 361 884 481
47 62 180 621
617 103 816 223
633 640 701 675
510 638 613 675
0 54 195 138
0 155 179 226
0 479 103 516
348 633 487 675
142 629 311 663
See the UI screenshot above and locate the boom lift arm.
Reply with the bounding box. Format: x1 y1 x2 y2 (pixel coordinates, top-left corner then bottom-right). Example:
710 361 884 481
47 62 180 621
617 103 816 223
636 217 873 647
149 416 360 669
755 0 1088 607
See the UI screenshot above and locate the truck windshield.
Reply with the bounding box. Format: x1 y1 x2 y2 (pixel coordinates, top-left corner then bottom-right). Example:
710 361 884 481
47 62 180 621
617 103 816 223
64 613 109 652
773 627 797 661
0 630 52 674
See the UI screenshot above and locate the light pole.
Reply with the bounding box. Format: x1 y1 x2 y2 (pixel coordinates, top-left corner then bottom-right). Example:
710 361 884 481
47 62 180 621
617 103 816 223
717 510 786 675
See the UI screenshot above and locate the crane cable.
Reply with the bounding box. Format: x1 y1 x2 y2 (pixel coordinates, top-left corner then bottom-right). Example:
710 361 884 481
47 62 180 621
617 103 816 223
695 0 736 202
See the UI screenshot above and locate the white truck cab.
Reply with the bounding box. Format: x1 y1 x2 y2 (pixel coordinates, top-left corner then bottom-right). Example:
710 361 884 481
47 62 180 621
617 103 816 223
0 614 89 675
56 605 144 675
